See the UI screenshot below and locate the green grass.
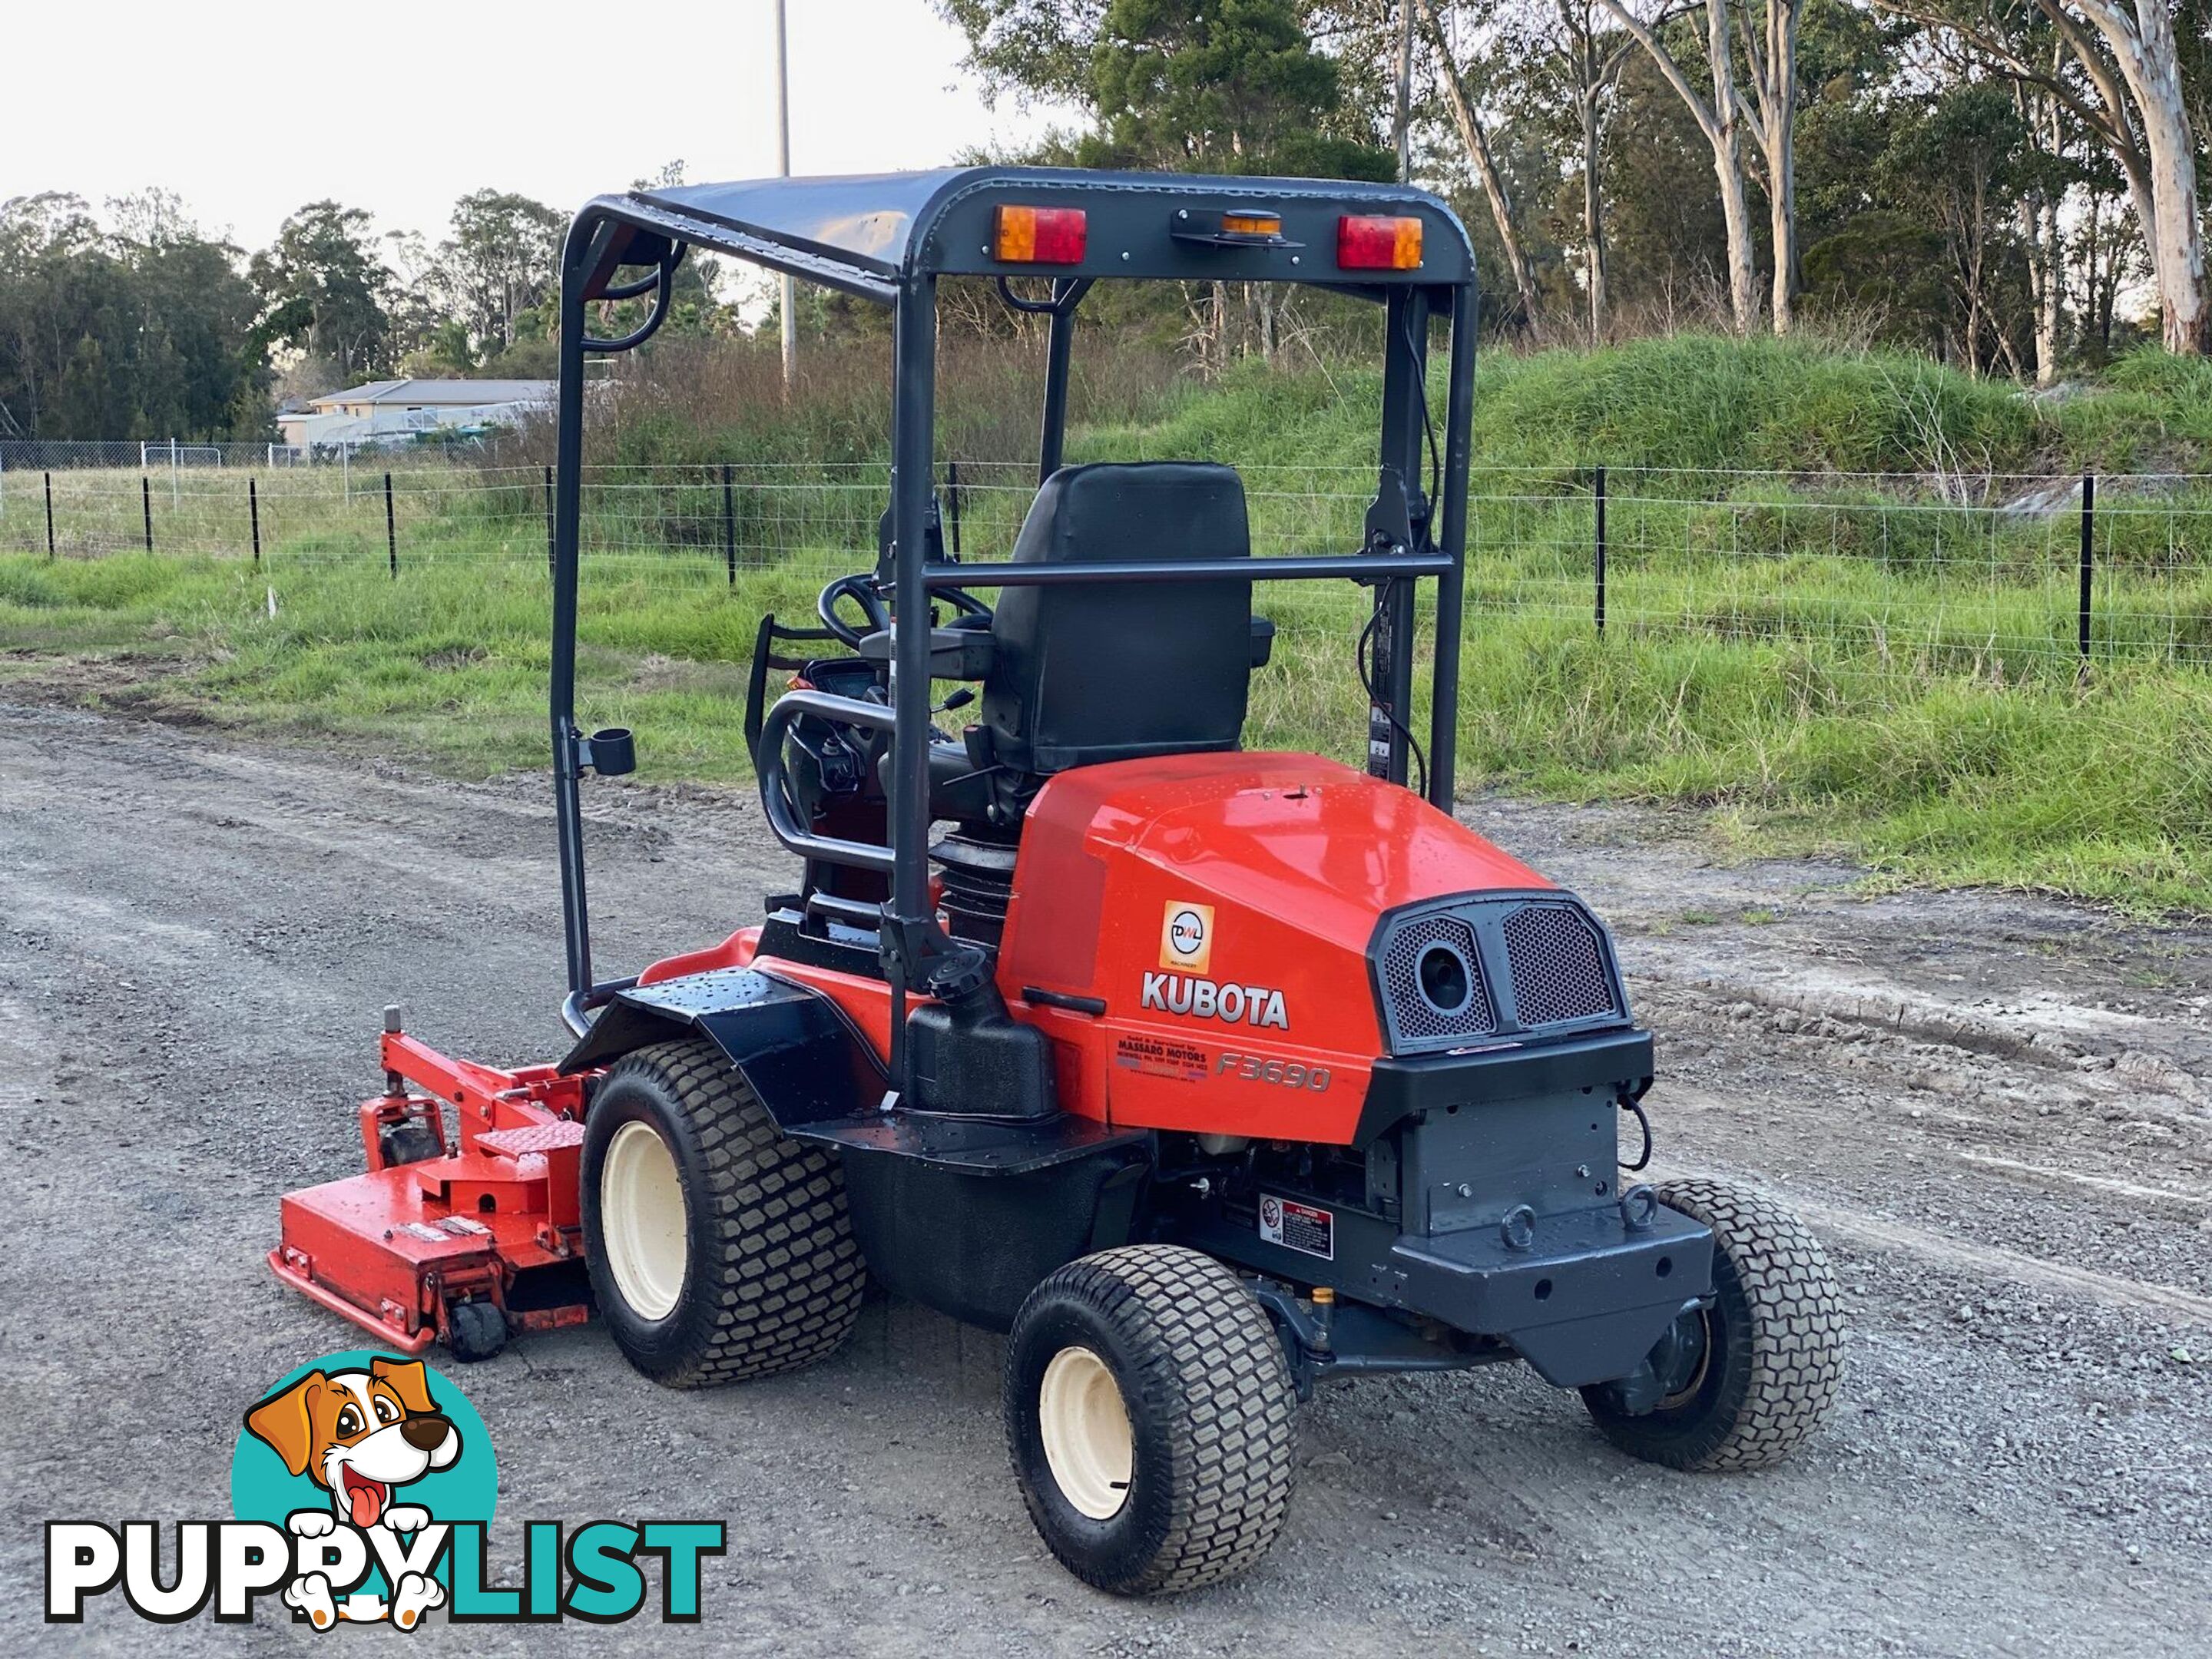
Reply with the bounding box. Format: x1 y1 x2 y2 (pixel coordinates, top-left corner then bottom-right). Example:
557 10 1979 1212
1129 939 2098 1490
1088 333 2040 478
3 332 2210 913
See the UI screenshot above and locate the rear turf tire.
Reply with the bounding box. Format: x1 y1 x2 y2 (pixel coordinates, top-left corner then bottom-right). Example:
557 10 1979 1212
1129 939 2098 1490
1004 1245 1296 1595
1581 1177 1843 1471
581 1037 864 1388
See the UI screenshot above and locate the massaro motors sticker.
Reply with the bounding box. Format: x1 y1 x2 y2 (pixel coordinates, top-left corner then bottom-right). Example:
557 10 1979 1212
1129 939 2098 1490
45 1348 724 1629
1143 897 1290 1028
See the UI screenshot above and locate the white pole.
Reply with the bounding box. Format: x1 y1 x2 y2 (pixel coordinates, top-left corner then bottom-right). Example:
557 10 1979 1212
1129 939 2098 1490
774 0 796 393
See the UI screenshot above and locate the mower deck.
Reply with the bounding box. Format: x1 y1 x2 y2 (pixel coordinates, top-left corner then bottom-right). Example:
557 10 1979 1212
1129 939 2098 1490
270 1027 595 1354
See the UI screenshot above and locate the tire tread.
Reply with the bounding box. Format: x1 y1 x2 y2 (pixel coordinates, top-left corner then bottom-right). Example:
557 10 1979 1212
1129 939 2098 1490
1591 1176 1843 1471
1010 1244 1296 1594
598 1038 865 1388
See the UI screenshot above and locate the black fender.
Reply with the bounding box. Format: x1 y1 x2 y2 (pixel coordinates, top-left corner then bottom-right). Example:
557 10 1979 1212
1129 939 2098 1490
558 966 885 1134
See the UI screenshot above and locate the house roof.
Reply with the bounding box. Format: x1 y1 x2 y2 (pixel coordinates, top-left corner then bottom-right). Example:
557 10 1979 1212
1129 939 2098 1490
310 379 555 409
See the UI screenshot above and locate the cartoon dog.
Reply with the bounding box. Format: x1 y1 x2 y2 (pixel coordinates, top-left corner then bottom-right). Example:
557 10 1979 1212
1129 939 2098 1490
243 1356 460 1630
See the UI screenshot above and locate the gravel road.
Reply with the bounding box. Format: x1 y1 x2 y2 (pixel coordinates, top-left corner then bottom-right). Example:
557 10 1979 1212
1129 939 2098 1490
2 705 2206 1657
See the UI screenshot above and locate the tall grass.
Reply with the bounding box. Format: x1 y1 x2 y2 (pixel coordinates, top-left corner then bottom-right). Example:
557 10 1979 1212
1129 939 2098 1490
2 331 2208 912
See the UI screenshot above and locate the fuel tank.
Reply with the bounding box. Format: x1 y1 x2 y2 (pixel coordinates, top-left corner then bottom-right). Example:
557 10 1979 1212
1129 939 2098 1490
997 751 1615 1144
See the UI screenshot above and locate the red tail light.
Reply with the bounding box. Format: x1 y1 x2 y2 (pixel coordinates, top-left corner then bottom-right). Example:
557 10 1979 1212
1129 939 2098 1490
995 205 1088 264
1338 215 1423 271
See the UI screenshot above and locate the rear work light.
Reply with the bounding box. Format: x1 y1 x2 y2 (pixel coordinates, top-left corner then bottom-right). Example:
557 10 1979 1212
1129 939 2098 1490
995 205 1088 264
1338 214 1423 271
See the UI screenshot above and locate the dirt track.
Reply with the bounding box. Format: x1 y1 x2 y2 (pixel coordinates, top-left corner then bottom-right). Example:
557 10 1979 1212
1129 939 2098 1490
1 705 2207 1657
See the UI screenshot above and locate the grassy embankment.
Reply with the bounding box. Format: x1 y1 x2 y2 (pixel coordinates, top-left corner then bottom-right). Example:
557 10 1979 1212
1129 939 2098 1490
2 333 2207 910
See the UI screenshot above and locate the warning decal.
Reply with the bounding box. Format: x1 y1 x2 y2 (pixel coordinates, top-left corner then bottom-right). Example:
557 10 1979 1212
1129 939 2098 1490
1114 1033 1210 1082
1257 1194 1335 1260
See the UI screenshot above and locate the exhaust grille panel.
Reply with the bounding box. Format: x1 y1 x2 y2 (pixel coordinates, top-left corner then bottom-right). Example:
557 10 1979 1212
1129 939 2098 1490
1501 902 1618 1026
1379 913 1495 1048
1370 891 1628 1057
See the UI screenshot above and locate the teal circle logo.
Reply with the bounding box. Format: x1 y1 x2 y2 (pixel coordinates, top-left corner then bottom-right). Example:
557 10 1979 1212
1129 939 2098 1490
233 1349 495 1614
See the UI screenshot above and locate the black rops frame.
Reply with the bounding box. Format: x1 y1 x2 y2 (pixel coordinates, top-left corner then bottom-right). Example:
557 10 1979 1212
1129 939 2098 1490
547 167 1479 1087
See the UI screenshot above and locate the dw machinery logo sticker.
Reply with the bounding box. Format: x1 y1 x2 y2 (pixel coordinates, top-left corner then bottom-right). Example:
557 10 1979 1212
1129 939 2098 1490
1160 899 1214 973
45 1348 725 1628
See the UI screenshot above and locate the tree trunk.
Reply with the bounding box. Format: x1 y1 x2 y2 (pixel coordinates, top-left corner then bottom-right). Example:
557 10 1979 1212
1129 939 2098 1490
1868 0 2201 349
1394 0 1416 184
2136 59 2204 351
2013 83 2065 385
1254 283 1279 363
2020 193 2061 382
1764 101 1795 333
1757 1 1799 333
1963 179 1988 375
1601 0 1761 332
1581 78 1608 338
2056 0 2205 351
1701 0 1761 329
1419 0 1538 323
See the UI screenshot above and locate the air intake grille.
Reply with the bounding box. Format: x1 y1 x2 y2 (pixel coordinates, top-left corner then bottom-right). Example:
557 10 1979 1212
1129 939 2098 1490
1502 903 1618 1026
1379 913 1495 1046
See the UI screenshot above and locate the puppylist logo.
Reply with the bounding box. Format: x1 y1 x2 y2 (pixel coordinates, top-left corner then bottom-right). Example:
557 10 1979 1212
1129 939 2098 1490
45 1347 725 1629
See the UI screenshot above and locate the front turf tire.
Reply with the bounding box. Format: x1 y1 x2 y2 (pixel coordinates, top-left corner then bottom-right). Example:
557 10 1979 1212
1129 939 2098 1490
1581 1177 1843 1471
581 1038 865 1389
1004 1245 1297 1596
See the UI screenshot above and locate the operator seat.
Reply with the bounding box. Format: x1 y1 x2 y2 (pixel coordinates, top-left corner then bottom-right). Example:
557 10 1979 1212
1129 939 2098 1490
978 461 1261 775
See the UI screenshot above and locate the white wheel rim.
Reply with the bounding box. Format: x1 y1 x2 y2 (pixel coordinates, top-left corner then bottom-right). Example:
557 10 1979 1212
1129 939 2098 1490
601 1120 687 1320
1038 1346 1134 1520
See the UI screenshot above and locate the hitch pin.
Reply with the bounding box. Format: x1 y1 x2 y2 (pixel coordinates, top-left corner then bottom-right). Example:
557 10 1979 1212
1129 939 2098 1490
1310 1285 1336 1353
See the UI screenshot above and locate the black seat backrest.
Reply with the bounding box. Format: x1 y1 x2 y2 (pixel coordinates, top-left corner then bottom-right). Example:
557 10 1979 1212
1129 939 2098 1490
981 462 1253 775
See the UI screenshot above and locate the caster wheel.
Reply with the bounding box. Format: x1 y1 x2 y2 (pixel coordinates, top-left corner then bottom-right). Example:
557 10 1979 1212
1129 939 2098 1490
1582 1177 1843 1470
445 1300 508 1363
379 1121 444 1168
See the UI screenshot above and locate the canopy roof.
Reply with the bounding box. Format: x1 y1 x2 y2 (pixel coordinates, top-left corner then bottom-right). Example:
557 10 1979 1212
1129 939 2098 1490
581 165 1474 303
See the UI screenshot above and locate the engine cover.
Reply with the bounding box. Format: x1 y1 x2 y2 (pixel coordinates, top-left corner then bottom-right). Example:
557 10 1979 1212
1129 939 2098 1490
997 751 1627 1144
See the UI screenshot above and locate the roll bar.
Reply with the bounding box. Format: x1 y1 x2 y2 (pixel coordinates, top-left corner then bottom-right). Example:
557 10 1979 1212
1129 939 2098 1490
547 173 1479 1079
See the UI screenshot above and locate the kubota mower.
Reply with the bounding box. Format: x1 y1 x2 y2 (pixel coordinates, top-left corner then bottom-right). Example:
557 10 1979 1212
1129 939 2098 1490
271 167 1843 1594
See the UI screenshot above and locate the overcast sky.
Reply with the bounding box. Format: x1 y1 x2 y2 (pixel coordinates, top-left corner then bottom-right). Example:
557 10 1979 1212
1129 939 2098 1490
9 2 1071 253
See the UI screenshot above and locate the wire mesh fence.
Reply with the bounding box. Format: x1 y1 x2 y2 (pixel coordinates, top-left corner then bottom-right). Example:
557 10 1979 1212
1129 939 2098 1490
0 435 516 471
2 458 2205 676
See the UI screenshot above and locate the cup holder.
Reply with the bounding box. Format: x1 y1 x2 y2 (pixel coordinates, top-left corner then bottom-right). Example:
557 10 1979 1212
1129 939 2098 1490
584 727 636 777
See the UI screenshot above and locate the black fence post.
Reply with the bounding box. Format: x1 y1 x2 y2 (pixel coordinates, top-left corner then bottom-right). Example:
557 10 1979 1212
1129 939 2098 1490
722 462 737 585
249 478 261 565
2078 471 2094 664
1594 465 1608 634
44 471 55 558
141 475 153 553
544 465 555 579
385 471 397 578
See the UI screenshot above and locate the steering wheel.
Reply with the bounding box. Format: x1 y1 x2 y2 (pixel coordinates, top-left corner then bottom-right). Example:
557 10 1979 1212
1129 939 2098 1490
817 573 992 649
938 586 994 625
818 575 891 649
